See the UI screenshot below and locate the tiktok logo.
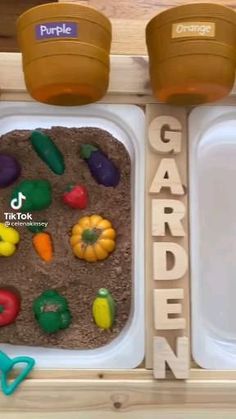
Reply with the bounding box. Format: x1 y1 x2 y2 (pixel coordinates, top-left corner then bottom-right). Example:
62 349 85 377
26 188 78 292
10 192 26 210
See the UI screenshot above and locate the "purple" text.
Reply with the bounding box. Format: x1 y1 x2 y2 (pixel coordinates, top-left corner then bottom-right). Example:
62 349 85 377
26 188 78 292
35 22 78 40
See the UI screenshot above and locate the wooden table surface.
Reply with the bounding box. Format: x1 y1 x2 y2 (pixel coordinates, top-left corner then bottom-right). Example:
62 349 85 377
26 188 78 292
1 0 236 55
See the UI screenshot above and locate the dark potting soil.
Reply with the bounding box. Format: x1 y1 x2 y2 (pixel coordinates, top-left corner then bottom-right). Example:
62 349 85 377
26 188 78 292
0 127 132 349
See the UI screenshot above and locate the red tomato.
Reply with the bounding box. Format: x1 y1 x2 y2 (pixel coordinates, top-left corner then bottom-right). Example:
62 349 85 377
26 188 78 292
0 289 21 326
62 184 88 209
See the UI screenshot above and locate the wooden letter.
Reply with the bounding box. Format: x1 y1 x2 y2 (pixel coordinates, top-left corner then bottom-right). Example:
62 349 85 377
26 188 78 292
153 288 186 330
149 116 182 154
152 199 186 237
153 336 189 379
153 242 188 280
149 158 184 195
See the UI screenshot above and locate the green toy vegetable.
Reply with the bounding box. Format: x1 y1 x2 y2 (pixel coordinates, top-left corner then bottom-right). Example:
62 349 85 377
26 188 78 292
33 290 71 334
11 180 52 212
27 223 47 233
30 131 65 175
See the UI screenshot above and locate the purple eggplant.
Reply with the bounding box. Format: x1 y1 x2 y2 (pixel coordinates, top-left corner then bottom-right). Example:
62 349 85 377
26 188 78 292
80 144 120 187
0 154 21 188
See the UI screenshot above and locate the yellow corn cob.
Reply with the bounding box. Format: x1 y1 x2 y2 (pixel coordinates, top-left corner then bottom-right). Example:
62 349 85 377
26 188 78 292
92 288 115 330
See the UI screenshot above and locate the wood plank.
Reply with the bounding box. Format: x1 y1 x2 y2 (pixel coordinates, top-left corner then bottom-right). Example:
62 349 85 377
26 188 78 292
8 367 236 381
145 105 190 370
3 410 236 419
79 0 236 19
0 1 57 52
0 53 151 99
2 378 236 414
111 19 147 55
11 368 151 381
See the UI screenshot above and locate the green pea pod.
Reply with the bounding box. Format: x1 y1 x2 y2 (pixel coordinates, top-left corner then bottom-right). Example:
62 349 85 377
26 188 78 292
30 131 65 175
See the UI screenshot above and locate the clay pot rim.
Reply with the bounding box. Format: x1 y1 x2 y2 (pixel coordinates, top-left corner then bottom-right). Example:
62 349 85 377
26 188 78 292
22 41 110 67
146 3 236 35
17 2 112 35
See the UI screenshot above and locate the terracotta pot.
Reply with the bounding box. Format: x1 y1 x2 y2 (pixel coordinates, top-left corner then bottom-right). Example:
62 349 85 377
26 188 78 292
17 3 112 105
146 3 236 105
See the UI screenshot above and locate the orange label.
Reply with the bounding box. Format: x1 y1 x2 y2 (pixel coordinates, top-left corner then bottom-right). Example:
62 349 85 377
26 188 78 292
172 22 215 38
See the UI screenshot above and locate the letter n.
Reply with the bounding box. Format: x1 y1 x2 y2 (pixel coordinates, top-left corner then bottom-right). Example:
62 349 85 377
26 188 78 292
153 336 189 379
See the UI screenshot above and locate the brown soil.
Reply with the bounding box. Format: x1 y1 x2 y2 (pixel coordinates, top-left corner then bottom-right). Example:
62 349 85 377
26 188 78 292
0 127 131 349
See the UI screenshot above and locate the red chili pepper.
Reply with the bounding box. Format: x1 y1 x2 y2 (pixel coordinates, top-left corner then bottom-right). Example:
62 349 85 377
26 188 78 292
62 184 88 209
0 289 21 327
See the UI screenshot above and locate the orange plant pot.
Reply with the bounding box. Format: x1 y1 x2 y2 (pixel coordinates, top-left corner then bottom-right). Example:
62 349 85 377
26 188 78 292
146 3 236 105
17 3 112 106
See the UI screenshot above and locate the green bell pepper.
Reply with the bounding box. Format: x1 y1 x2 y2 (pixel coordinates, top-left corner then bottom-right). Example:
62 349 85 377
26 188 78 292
33 290 72 334
11 179 52 212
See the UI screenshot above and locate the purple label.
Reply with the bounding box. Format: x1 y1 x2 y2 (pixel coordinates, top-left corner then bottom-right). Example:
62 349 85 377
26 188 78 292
35 22 78 40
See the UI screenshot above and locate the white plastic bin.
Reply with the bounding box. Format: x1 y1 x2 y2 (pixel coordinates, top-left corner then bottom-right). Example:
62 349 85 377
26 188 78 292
0 102 145 369
189 106 236 369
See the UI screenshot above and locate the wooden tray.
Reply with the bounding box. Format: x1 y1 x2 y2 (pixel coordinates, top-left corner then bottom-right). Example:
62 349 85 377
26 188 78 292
1 52 236 417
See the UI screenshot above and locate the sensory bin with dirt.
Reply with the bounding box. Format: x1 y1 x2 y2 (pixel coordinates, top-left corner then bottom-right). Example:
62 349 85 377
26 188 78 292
0 127 131 349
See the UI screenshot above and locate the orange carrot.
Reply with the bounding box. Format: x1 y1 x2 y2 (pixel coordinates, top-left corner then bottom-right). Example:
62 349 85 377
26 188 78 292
32 232 53 262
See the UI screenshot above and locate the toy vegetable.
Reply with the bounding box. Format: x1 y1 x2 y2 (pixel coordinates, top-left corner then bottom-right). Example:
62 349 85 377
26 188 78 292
0 289 21 326
0 223 20 257
30 131 65 175
70 214 116 262
0 154 21 188
33 290 72 334
80 144 120 187
11 179 52 212
27 223 47 233
92 288 116 330
62 184 88 209
32 232 53 262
